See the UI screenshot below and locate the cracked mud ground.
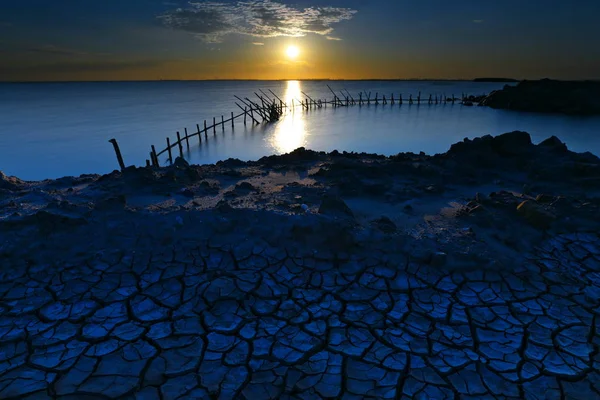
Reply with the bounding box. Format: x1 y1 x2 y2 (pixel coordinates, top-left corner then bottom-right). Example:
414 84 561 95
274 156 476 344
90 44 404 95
1 132 600 399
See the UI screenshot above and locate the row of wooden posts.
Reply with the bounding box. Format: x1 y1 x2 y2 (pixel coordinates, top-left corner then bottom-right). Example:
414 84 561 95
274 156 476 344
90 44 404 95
109 87 482 171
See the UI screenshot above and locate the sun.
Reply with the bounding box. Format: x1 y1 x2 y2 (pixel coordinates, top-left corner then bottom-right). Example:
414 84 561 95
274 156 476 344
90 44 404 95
286 45 300 59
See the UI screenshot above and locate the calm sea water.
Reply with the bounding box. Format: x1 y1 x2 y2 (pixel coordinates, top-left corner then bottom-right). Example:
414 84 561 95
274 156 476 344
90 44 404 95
2 80 600 180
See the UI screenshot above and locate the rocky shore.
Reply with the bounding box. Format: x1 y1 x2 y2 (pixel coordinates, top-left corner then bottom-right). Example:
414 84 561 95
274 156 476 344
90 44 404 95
1 132 600 399
481 79 600 115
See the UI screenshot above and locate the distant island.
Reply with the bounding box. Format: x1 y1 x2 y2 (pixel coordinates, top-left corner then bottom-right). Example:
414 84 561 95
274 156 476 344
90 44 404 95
473 78 520 82
480 79 600 115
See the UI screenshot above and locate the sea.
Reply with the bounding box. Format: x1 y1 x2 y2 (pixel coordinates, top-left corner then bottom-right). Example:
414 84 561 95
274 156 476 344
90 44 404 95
2 80 600 180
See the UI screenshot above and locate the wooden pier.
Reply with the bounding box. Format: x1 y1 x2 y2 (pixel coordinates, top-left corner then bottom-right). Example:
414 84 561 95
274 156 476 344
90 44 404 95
109 88 485 169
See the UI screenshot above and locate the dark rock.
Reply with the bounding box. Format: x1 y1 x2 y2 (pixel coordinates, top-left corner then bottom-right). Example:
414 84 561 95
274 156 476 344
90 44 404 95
516 200 556 229
33 211 87 233
535 194 554 203
95 195 127 210
0 171 23 191
236 181 257 192
491 131 533 156
216 200 234 213
371 216 397 234
539 136 568 153
318 193 354 218
173 157 190 169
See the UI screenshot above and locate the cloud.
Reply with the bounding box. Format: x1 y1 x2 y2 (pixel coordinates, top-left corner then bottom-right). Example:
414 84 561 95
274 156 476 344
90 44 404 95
25 45 111 57
326 36 342 41
473 19 484 24
158 0 357 43
252 42 265 45
26 45 89 56
0 60 162 74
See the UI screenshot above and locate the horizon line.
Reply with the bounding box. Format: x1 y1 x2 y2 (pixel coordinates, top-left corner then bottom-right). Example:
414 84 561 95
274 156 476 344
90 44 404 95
0 77 525 84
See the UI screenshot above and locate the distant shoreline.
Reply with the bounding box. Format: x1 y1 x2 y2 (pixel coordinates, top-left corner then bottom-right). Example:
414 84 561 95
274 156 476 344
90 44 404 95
0 78 521 84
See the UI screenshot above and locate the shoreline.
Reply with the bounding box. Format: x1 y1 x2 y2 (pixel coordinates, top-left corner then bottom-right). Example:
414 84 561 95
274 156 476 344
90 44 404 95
1 132 600 398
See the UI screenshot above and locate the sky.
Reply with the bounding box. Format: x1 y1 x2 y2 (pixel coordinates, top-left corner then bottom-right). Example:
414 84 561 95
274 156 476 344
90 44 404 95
1 0 599 81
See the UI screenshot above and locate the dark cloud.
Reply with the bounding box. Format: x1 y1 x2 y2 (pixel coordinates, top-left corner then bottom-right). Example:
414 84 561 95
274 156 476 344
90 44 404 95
0 60 162 75
158 0 356 43
25 45 90 56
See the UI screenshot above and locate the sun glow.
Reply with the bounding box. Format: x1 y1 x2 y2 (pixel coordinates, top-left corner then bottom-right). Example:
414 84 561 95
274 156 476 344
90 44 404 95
286 45 300 59
271 80 307 153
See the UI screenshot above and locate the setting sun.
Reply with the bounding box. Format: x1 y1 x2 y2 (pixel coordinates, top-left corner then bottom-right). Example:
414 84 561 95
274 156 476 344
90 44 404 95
286 45 300 59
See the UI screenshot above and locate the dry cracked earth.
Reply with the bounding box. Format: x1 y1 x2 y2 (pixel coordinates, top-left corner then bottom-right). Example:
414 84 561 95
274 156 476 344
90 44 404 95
1 132 600 399
1 224 600 400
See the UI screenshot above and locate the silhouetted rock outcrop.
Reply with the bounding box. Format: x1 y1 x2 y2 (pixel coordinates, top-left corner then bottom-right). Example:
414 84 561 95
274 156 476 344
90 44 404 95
481 79 600 115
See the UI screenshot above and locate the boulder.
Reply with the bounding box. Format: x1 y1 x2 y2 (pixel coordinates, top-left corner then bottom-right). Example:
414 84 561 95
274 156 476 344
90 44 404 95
490 131 533 156
0 171 23 191
173 157 190 169
235 181 257 192
371 216 397 234
539 136 568 153
318 193 354 218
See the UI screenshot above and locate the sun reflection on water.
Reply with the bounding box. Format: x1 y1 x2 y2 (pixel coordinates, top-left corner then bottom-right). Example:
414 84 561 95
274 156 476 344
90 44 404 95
270 80 307 154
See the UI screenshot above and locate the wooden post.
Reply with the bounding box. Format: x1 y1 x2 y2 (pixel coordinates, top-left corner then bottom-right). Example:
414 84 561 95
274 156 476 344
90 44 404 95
250 107 255 124
244 107 247 125
375 93 379 105
151 145 158 167
418 92 421 104
108 139 125 171
176 131 183 157
166 137 172 163
359 92 362 106
213 117 216 134
399 94 402 105
409 94 413 105
196 124 202 143
184 128 190 148
435 95 438 105
231 112 234 128
146 159 151 167
383 95 387 105
204 120 208 139
391 93 395 105
428 94 432 105
221 115 224 130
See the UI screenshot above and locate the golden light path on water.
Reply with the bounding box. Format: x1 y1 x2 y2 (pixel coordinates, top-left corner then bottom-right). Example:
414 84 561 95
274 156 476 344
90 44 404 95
270 80 307 154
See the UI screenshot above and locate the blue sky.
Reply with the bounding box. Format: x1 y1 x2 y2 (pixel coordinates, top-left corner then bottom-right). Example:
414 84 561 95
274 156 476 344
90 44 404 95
1 0 599 80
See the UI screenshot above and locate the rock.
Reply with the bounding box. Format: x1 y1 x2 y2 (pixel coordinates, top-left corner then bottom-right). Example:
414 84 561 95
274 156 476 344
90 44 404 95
491 131 533 156
539 136 568 152
535 194 554 203
235 181 256 192
318 193 354 218
371 216 397 234
216 200 234 213
173 157 190 169
516 200 556 229
0 171 23 191
95 195 127 210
